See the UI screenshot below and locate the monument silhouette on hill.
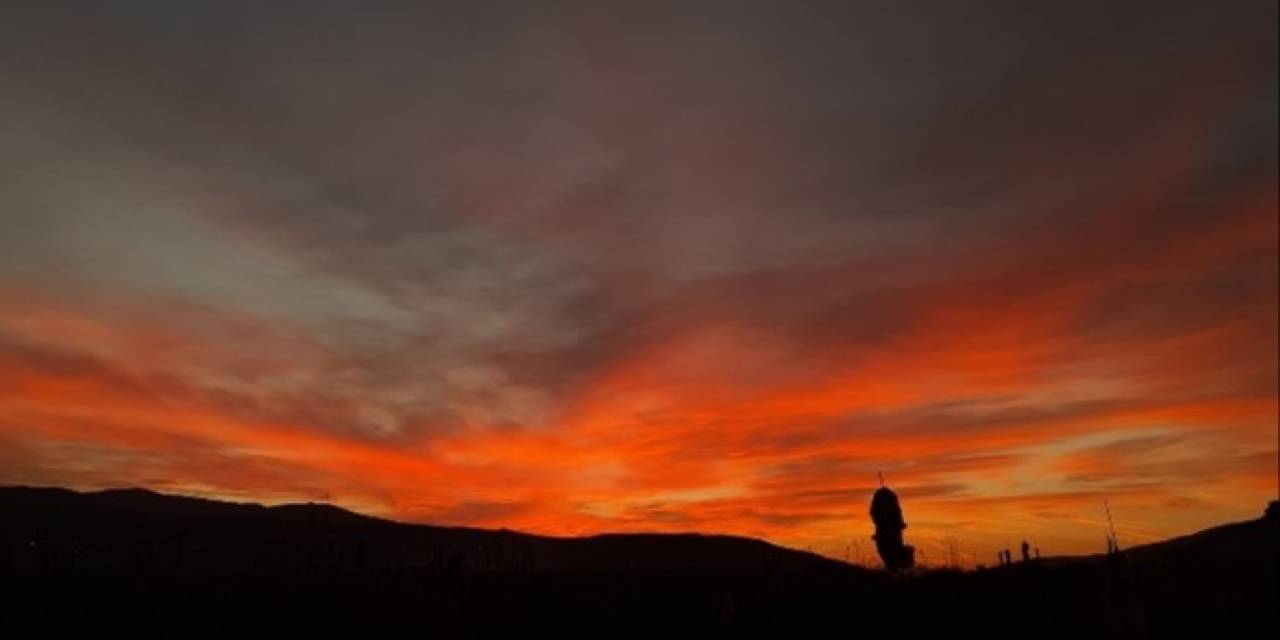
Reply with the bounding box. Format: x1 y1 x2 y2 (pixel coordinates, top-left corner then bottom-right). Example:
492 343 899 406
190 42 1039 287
869 475 914 571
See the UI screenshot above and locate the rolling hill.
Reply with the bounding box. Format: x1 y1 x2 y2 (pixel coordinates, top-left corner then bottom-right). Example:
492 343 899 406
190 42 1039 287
1 486 1274 638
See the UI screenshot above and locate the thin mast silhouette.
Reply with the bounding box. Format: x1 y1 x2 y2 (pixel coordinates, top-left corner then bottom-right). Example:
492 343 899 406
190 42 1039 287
1104 498 1120 553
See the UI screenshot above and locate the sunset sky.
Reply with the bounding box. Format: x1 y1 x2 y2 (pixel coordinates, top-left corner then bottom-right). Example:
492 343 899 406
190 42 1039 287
1 1 1276 566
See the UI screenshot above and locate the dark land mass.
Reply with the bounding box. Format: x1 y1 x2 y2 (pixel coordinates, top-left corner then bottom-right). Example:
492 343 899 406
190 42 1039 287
1 486 1275 638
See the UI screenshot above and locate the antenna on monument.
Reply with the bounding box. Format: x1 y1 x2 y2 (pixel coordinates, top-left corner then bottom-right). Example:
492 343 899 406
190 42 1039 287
877 471 885 487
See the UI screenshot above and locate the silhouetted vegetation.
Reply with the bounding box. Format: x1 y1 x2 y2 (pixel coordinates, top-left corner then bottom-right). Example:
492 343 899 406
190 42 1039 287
1 487 1275 638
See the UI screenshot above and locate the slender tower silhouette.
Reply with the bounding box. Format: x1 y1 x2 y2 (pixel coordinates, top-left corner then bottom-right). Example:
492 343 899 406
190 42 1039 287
1104 499 1121 554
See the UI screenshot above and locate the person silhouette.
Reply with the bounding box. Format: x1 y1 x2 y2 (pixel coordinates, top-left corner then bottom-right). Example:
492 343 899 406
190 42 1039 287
869 476 914 571
1021 540 1031 563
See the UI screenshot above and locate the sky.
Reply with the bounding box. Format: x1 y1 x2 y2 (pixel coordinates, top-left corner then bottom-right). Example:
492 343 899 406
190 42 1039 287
0 1 1276 566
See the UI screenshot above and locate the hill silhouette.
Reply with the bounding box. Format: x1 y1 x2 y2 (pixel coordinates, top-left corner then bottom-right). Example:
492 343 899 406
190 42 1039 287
1 487 1275 638
0 486 844 575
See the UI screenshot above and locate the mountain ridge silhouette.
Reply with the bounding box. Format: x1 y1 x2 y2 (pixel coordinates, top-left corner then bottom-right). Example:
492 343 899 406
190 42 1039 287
2 485 1274 638
0 485 851 575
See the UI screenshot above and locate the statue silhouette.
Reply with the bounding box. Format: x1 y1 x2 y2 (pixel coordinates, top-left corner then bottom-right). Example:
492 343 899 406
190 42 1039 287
1021 540 1031 563
869 480 914 571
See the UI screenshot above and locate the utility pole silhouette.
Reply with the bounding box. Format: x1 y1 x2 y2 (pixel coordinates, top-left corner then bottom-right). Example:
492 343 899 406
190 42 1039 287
1104 499 1120 554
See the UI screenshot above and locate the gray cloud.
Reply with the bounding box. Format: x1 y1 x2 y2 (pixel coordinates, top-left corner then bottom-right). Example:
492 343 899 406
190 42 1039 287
0 0 1274 446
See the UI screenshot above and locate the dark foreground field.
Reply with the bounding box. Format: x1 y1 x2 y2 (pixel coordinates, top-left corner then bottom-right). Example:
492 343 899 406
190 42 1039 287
1 487 1275 639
